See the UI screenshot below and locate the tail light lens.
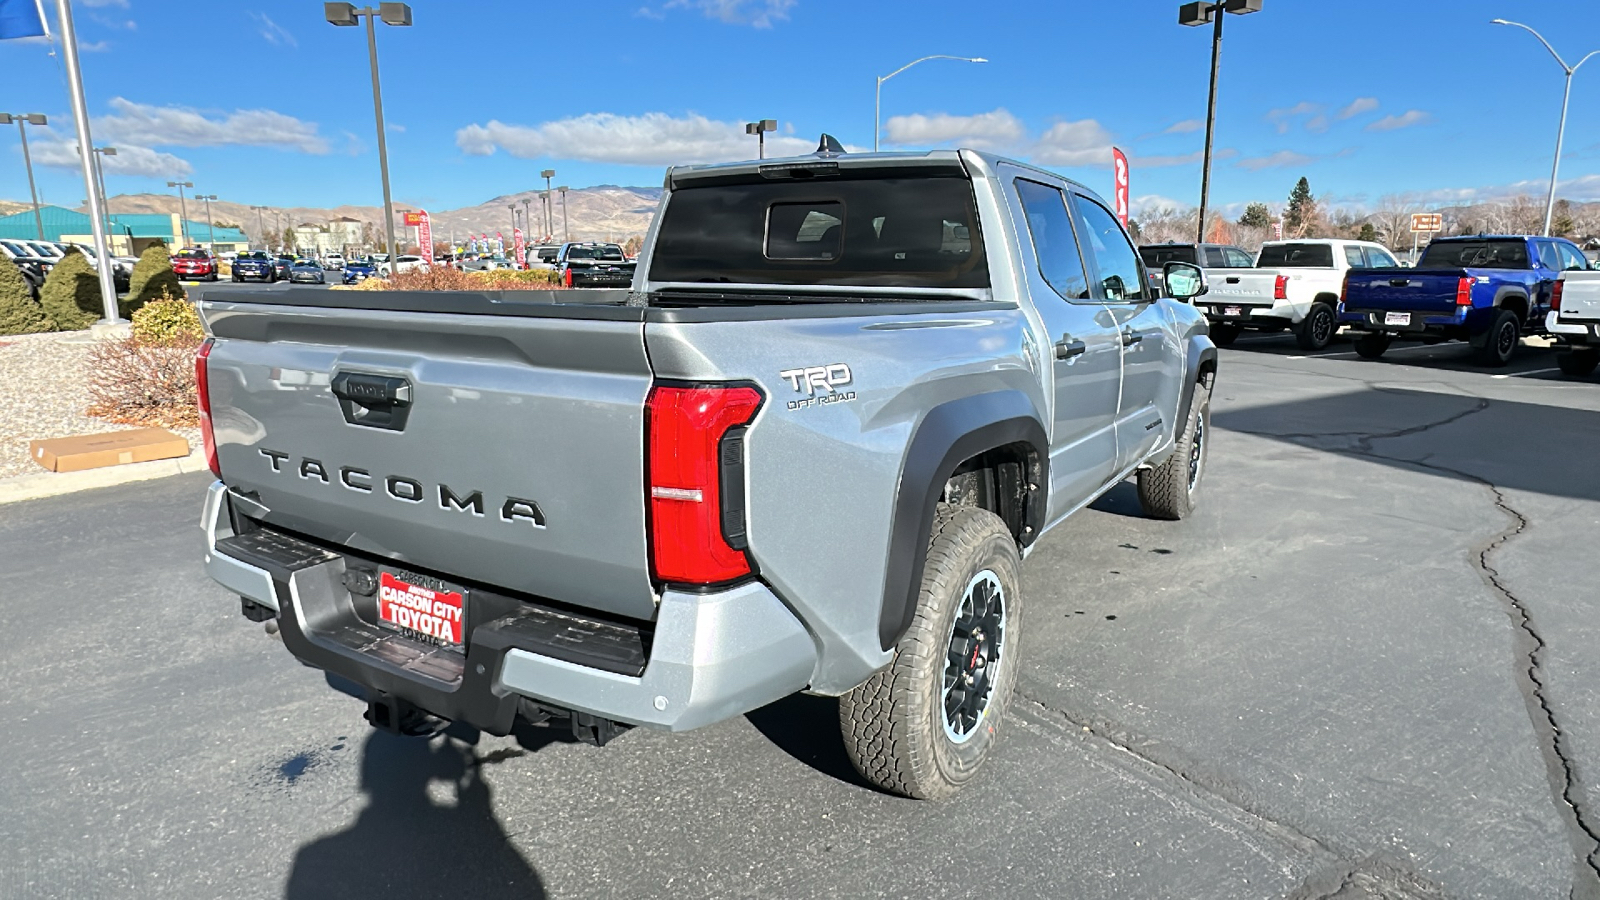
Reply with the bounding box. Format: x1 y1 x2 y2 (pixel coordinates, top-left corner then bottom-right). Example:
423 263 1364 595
1338 272 1350 309
1552 279 1564 312
196 338 219 476
1273 275 1289 300
1456 276 1474 306
646 384 763 586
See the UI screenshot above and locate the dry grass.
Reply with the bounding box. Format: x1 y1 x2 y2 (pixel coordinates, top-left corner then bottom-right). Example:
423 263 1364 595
85 336 201 429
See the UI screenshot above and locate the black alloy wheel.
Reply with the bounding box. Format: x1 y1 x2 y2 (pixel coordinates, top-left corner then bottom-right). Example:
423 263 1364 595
943 570 1007 744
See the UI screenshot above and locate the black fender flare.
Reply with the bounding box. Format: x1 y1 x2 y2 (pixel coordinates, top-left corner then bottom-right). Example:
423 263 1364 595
1175 335 1218 437
878 391 1047 650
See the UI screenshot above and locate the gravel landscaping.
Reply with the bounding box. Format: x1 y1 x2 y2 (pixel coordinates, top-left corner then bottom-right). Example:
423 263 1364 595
0 331 200 480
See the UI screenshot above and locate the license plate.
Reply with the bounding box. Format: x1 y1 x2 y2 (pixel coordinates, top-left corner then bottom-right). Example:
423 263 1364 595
1224 306 1242 317
378 571 465 647
1384 312 1411 326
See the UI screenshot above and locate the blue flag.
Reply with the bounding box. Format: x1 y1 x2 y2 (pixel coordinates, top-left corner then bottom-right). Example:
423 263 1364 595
0 0 47 40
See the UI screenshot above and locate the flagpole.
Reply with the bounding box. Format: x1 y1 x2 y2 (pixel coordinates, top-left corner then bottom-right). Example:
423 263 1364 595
54 0 119 324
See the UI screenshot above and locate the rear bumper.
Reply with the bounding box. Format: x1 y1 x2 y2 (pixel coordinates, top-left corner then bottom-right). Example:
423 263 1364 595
1200 298 1293 324
1547 311 1598 340
200 482 817 733
1340 306 1469 337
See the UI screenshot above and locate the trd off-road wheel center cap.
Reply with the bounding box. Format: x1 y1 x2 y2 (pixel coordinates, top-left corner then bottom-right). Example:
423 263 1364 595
943 569 1006 744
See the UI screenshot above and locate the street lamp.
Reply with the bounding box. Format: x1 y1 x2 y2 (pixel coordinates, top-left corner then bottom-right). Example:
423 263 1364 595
196 194 218 255
167 180 193 246
558 186 570 242
1181 0 1263 243
744 119 777 159
1491 19 1599 236
540 169 556 238
326 2 412 265
91 146 115 242
521 197 533 241
508 203 519 252
874 55 987 152
0 113 48 239
250 205 270 250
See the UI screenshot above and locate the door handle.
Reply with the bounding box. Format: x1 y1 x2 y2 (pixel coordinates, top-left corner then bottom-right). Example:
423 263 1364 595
1121 329 1145 347
1055 336 1087 360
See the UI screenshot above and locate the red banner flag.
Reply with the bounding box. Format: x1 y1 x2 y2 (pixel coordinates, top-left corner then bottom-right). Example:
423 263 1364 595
1112 148 1130 228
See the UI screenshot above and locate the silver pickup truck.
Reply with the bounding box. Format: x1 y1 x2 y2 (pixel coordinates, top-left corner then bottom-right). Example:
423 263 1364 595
197 145 1218 799
1551 270 1600 378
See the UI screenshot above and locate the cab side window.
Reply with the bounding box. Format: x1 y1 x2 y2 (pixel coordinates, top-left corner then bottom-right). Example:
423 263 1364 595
1557 242 1589 271
1014 179 1091 301
1536 240 1562 271
1342 245 1365 268
1070 195 1148 303
1365 247 1398 268
1223 248 1254 268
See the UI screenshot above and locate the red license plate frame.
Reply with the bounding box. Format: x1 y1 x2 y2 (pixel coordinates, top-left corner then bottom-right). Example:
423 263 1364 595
377 570 466 648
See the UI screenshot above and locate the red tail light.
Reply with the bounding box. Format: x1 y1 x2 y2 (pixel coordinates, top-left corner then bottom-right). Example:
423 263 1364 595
1456 276 1474 306
196 338 219 476
1552 279 1564 312
1339 272 1350 306
645 384 763 586
1273 275 1289 300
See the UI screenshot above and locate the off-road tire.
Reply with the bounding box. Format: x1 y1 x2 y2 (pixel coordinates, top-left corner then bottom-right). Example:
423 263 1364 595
1354 333 1392 360
839 504 1022 800
1474 309 1520 367
1137 377 1211 520
1557 347 1599 378
1209 323 1240 346
1295 301 1337 351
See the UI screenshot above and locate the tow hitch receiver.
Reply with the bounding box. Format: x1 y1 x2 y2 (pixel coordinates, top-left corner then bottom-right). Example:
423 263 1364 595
366 692 445 738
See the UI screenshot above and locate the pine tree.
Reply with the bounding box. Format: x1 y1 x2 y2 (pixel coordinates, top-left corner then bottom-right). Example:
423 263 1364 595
0 257 53 335
1358 223 1378 242
125 243 185 314
37 247 103 331
1284 177 1313 232
1238 202 1271 228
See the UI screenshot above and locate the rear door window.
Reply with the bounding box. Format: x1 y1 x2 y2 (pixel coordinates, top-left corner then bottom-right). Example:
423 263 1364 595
1536 240 1562 270
1223 248 1255 267
1342 245 1365 268
1070 194 1148 303
1015 179 1091 302
1364 247 1399 267
1203 247 1226 267
1557 242 1589 271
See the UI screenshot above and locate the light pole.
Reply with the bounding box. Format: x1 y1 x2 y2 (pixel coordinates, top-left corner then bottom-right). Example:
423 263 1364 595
250 205 270 250
326 2 412 273
196 194 218 255
509 204 519 254
167 180 193 246
1492 19 1599 236
874 55 987 152
541 168 555 238
91 146 116 244
744 119 777 159
0 114 48 240
558 186 570 242
521 197 533 241
1181 0 1263 243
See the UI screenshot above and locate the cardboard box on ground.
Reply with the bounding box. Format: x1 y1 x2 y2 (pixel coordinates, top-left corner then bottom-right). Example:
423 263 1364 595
29 428 190 473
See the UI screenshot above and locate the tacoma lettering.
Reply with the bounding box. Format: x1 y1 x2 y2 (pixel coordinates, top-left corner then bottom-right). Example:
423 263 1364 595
256 449 543 527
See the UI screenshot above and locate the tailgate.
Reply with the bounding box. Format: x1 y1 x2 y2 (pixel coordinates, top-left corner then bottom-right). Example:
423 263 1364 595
1560 272 1600 322
1343 268 1462 313
1205 270 1278 306
201 295 658 621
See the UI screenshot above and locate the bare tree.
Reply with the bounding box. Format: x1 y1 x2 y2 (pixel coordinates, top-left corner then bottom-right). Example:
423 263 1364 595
1372 196 1421 250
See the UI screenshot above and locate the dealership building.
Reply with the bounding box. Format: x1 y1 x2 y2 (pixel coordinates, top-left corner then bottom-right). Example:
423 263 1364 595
0 205 250 256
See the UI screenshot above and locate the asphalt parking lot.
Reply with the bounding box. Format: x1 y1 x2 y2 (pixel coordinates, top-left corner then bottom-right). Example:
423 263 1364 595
4 331 1599 899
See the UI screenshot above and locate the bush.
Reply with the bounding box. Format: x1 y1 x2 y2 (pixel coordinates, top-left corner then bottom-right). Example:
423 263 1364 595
38 247 103 331
0 256 53 335
125 244 185 312
371 267 566 292
86 334 201 428
131 292 203 343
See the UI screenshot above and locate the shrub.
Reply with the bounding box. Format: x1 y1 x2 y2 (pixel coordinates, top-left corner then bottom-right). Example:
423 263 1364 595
85 334 201 428
131 292 204 343
38 247 103 331
0 256 53 335
126 244 185 312
371 267 566 292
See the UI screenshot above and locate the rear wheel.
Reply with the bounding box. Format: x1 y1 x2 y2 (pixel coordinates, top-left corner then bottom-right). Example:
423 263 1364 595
840 505 1021 800
1296 301 1337 351
1354 333 1392 360
1209 323 1240 346
1473 309 1520 367
1137 377 1210 521
1557 347 1600 378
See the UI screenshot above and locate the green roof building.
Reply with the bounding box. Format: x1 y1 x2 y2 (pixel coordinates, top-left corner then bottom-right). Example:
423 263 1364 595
0 205 250 255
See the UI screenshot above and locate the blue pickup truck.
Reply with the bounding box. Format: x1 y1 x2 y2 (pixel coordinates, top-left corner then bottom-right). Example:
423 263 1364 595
1338 235 1590 366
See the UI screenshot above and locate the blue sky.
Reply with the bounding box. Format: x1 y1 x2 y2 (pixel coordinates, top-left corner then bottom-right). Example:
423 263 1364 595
6 0 1600 215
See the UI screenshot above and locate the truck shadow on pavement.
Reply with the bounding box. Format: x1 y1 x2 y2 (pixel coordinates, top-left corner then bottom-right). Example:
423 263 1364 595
746 693 877 791
284 729 548 899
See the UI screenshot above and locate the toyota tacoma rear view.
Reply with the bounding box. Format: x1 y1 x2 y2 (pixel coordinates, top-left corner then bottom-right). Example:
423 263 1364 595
196 144 1218 799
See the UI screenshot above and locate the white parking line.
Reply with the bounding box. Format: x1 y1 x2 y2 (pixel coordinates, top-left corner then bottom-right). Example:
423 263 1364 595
1491 368 1561 379
1285 344 1444 360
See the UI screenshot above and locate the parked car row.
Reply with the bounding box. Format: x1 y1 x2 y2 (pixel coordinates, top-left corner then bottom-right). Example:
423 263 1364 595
0 237 133 294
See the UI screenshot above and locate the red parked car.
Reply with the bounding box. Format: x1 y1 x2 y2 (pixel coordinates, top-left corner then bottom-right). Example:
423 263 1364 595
173 248 218 282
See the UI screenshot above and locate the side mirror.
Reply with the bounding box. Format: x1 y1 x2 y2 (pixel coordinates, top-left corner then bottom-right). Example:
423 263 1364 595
1164 261 1208 300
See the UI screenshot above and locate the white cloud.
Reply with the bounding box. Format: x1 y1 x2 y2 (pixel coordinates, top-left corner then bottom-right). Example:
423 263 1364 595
33 138 192 178
1367 110 1431 132
1266 101 1321 134
884 108 1024 150
1164 119 1203 135
1338 97 1379 120
79 40 110 52
660 0 795 27
1306 114 1328 133
1030 119 1115 167
1131 194 1188 216
248 12 297 48
457 112 819 166
94 97 327 153
1128 148 1238 168
1237 150 1318 172
1405 174 1600 206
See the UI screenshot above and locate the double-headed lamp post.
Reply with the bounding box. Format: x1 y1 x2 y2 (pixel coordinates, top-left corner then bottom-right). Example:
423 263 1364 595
326 2 412 264
250 205 270 250
167 180 193 246
541 169 556 238
874 56 987 152
1491 19 1599 236
745 119 777 159
0 114 48 240
1180 0 1263 243
91 147 116 242
196 194 218 255
558 186 570 242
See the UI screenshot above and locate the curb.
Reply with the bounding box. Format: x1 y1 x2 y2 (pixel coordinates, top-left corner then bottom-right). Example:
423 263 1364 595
0 450 210 506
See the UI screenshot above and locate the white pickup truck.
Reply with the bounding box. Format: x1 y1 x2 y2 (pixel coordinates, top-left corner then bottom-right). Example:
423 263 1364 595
1200 239 1401 350
1550 270 1600 378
